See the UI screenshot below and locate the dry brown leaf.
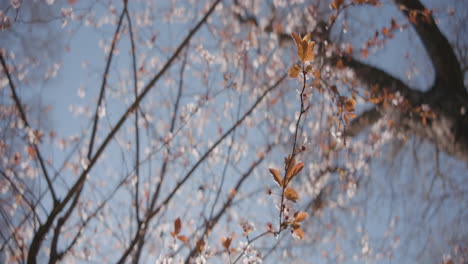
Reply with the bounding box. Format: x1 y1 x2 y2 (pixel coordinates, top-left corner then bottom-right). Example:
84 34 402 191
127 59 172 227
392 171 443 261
195 239 206 253
294 227 305 240
177 235 189 243
291 33 315 63
269 168 283 187
285 187 299 203
291 222 301 230
288 64 301 78
221 236 232 250
285 162 304 185
173 218 181 236
292 163 304 177
294 211 308 222
331 0 344 10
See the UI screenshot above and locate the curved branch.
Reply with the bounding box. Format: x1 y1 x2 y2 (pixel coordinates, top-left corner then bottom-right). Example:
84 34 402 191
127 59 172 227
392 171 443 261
395 0 465 95
328 54 423 104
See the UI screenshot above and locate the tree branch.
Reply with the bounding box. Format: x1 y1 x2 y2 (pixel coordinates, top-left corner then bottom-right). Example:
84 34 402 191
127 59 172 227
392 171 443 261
184 145 272 263
0 54 58 204
125 5 141 224
26 0 222 262
87 3 127 159
345 107 382 137
395 0 465 95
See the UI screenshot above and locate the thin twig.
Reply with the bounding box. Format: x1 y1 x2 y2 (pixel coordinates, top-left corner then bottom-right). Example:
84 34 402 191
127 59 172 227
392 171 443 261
184 146 273 263
125 5 141 224
87 4 127 159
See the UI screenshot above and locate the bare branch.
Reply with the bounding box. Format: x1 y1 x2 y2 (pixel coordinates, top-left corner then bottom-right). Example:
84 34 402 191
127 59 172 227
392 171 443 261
87 4 127 159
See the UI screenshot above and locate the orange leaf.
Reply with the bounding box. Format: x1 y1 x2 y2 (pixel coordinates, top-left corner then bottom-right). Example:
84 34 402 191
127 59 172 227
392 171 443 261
382 27 389 36
331 0 344 10
27 147 36 159
285 187 299 203
177 235 189 243
291 222 301 230
288 64 301 78
292 163 304 176
301 33 311 42
173 218 182 235
294 227 305 240
303 41 315 62
313 70 321 80
269 168 283 187
285 155 296 171
195 239 206 253
344 98 356 112
291 33 302 46
294 211 308 222
369 97 383 104
285 163 304 185
229 188 237 199
221 236 232 250
291 33 314 63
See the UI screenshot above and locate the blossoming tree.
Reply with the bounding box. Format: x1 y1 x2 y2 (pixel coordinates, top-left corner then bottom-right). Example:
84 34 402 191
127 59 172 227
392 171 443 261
0 0 466 263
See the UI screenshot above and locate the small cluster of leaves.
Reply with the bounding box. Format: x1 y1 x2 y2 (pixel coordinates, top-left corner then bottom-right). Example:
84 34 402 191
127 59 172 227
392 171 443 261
288 32 357 129
361 18 405 58
287 33 315 78
366 85 436 126
269 155 308 239
329 0 381 26
170 218 189 244
171 218 208 254
221 234 237 254
413 105 436 126
407 8 434 24
366 85 396 109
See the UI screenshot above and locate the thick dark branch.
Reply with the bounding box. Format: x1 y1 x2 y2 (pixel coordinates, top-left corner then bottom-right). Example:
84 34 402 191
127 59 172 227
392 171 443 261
329 54 423 104
345 107 382 137
54 175 129 263
327 54 423 136
395 0 465 95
